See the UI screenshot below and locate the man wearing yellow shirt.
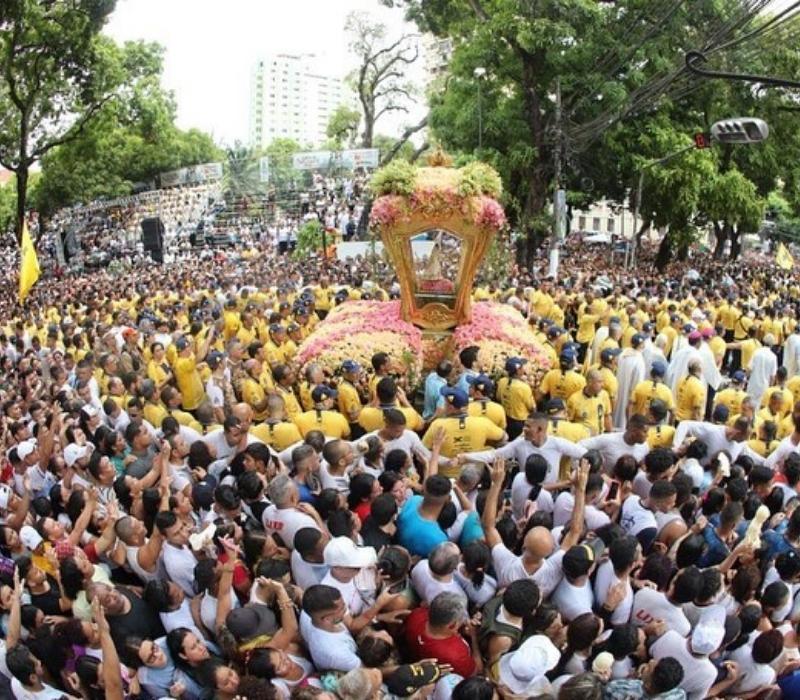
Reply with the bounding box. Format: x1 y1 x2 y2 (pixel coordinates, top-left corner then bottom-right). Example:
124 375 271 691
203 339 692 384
236 312 259 347
422 387 506 474
265 324 290 368
646 399 675 449
537 351 586 404
294 385 351 439
251 394 303 450
597 348 620 408
141 379 168 428
161 385 204 433
273 364 302 421
675 361 706 422
759 367 793 417
466 374 507 430
567 369 612 436
496 357 535 439
714 371 748 416
173 336 207 412
240 359 270 421
358 376 423 433
313 276 334 319
629 361 675 420
338 360 365 438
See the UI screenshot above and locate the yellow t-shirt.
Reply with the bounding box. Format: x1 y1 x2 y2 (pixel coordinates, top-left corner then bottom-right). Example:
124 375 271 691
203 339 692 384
647 424 676 449
250 421 303 451
147 359 171 388
423 415 505 474
629 380 675 417
173 354 205 411
242 377 269 421
144 401 169 428
496 377 535 421
538 370 586 402
276 386 302 421
548 418 590 443
760 387 793 417
714 387 747 416
740 338 760 371
567 389 612 436
358 405 423 433
294 409 351 439
788 376 800 406
467 399 507 430
676 376 706 421
337 381 363 423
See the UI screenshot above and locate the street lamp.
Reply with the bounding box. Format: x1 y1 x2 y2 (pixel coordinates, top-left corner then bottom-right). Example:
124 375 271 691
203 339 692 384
474 67 486 150
627 117 769 268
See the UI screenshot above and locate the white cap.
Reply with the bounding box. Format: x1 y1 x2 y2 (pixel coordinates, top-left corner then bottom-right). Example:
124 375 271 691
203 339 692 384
20 525 43 552
498 635 560 695
63 443 92 468
81 404 99 418
17 439 37 461
323 536 377 569
0 484 11 510
691 606 726 655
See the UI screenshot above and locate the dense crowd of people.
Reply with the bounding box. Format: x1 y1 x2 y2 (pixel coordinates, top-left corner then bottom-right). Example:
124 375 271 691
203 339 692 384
3 184 800 700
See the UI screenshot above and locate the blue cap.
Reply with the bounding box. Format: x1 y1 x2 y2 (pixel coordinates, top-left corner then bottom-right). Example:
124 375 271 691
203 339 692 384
631 333 646 347
207 351 225 370
312 385 338 402
732 370 746 383
505 357 527 374
559 350 577 364
643 322 655 332
466 373 494 394
712 404 730 422
269 323 285 334
441 386 469 408
342 360 361 373
175 336 190 351
544 398 565 414
547 326 564 338
651 360 668 377
601 347 622 362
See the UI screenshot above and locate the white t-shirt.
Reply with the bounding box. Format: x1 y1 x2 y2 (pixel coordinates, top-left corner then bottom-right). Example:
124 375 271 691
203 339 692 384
491 543 565 596
410 559 466 605
580 432 650 473
552 578 594 622
205 377 225 409
454 567 497 607
650 630 717 700
161 543 198 596
320 572 366 616
262 504 319 550
10 680 67 700
160 598 201 635
553 491 610 531
620 495 657 537
319 462 350 493
510 472 554 522
594 560 633 625
299 611 361 672
728 643 777 695
631 588 691 637
200 589 239 636
291 550 329 590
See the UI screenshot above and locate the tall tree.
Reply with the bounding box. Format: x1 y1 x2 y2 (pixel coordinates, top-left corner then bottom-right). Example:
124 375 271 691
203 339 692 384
0 0 151 238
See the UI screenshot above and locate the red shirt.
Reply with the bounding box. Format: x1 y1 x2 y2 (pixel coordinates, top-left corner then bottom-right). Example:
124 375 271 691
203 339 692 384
404 606 475 677
352 501 372 525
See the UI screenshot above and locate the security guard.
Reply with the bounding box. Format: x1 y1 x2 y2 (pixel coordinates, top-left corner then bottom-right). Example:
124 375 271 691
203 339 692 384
496 357 535 440
294 385 351 439
466 374 507 430
338 360 365 438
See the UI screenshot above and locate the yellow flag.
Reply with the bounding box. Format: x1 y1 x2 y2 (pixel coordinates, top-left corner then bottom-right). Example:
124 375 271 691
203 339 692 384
776 242 794 271
18 219 40 304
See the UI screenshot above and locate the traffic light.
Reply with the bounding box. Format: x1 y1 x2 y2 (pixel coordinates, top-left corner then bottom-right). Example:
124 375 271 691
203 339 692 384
694 132 712 149
710 118 769 144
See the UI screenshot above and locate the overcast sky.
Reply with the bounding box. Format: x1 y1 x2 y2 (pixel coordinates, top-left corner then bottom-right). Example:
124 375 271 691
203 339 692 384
105 0 425 146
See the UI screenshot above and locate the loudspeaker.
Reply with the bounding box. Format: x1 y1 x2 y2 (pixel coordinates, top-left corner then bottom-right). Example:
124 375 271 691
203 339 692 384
141 217 165 263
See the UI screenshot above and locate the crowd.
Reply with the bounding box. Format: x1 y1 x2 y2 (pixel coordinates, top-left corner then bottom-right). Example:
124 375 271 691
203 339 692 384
3 218 800 700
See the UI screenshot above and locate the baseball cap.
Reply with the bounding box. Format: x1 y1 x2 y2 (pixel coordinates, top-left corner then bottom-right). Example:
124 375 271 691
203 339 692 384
497 635 560 696
651 360 668 377
547 326 564 338
207 351 225 370
711 404 730 423
701 327 715 339
544 398 565 414
643 322 655 333
691 606 726 655
505 357 526 373
17 439 37 461
63 443 92 468
559 349 577 364
342 360 361 373
311 385 338 403
81 404 99 419
269 323 285 334
630 333 646 347
682 323 695 333
0 484 11 510
192 481 216 511
122 327 138 340
386 662 446 697
440 386 469 409
226 604 278 641
466 374 494 395
323 537 377 569
688 330 702 342
732 370 746 383
562 539 604 578
20 525 43 552
601 348 622 362
175 336 190 351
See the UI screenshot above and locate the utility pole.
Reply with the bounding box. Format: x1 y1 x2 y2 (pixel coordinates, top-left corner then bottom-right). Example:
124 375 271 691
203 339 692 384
548 78 566 279
474 67 486 150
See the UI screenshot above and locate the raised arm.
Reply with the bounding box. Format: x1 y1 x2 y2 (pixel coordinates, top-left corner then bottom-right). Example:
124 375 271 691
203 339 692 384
482 456 506 548
560 458 590 551
93 599 124 700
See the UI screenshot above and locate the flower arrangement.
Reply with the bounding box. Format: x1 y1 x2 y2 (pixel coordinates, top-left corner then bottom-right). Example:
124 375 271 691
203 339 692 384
296 301 423 379
453 302 551 381
457 161 503 199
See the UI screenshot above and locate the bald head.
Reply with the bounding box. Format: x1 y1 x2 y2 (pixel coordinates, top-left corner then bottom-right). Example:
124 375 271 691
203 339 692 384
523 526 555 560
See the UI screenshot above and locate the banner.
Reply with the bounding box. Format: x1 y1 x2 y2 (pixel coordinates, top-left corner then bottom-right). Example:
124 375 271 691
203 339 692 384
292 148 380 171
776 242 794 270
159 161 223 188
19 220 40 303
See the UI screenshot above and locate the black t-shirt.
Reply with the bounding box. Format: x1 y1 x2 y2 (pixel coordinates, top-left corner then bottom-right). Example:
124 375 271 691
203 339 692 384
30 577 65 616
109 587 166 652
360 517 393 552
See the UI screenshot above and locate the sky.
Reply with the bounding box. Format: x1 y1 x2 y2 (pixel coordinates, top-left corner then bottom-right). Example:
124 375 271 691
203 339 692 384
105 0 425 146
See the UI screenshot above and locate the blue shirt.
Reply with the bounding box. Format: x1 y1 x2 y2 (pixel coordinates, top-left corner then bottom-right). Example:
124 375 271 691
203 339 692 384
698 525 731 568
456 369 479 395
423 372 447 420
397 495 448 557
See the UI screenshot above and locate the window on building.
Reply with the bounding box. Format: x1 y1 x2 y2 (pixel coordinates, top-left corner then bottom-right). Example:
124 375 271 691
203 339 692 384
607 219 615 233
592 217 601 231
578 216 587 230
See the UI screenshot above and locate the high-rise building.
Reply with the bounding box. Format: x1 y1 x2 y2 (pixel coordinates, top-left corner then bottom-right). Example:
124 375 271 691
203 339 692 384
249 54 354 150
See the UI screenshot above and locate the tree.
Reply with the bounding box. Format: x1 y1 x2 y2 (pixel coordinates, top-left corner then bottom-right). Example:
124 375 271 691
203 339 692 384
223 142 261 200
345 10 422 150
326 104 361 149
0 0 156 239
261 138 304 196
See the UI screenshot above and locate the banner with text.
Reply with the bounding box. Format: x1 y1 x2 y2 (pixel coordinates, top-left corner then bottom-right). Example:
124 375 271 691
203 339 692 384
292 148 380 171
159 162 224 188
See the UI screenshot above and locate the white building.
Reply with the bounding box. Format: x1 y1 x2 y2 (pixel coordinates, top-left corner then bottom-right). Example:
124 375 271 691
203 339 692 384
249 54 354 150
422 35 453 85
570 199 637 239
